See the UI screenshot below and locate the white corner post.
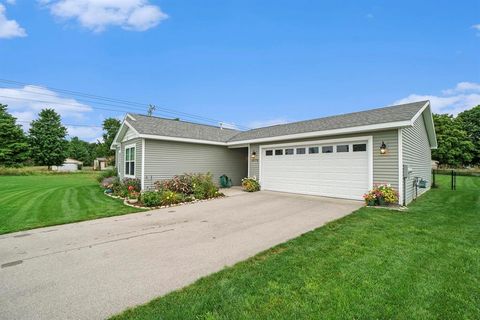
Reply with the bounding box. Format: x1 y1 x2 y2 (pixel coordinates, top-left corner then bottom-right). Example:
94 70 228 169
141 138 145 190
398 128 404 206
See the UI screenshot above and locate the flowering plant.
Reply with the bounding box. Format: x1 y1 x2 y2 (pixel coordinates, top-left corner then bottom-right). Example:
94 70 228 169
363 184 398 206
241 176 260 192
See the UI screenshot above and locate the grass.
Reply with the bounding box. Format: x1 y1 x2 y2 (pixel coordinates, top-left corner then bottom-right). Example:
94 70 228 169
0 172 142 234
112 175 480 320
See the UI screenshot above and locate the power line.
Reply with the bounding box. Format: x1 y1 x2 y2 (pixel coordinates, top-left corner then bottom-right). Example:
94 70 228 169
17 120 102 128
0 78 250 130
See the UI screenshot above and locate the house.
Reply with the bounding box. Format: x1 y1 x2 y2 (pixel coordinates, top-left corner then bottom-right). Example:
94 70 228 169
94 157 108 171
52 158 83 172
111 100 437 205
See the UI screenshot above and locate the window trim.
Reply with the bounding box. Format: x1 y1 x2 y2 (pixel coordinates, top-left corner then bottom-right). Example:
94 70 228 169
353 143 367 152
296 147 306 155
124 144 136 178
322 146 334 154
336 144 350 153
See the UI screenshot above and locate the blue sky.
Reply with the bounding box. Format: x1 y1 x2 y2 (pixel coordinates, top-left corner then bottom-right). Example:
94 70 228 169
0 0 479 141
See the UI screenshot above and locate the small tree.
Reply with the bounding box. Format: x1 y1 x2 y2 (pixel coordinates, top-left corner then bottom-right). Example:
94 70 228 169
102 117 121 158
68 137 92 165
0 104 29 166
29 109 68 169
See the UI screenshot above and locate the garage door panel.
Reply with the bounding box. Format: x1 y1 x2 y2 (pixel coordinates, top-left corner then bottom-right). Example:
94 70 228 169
260 140 370 200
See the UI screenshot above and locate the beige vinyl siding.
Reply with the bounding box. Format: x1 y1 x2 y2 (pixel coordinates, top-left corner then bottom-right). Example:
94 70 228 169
372 131 399 190
143 139 248 190
248 130 399 191
249 144 260 178
118 138 143 181
402 113 432 204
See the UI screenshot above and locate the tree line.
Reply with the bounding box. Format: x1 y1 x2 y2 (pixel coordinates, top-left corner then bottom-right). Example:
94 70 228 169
0 104 120 168
432 105 480 167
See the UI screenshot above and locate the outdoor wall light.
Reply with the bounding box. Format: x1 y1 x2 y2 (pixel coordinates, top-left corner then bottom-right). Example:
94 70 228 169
251 151 257 160
380 141 387 155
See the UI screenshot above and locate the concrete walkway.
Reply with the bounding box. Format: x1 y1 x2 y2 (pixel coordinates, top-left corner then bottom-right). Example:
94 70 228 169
0 191 362 320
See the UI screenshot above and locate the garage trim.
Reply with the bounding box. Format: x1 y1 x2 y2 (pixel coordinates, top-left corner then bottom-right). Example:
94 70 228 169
258 135 374 197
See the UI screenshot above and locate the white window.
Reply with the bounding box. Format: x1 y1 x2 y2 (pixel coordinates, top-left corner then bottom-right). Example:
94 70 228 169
125 145 135 177
266 150 273 156
285 148 294 155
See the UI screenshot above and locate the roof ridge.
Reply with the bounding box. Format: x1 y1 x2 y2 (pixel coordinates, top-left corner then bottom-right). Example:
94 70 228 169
236 100 429 133
129 113 242 132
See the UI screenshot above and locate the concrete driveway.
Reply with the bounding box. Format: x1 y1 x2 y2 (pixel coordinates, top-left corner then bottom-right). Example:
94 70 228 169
0 191 362 320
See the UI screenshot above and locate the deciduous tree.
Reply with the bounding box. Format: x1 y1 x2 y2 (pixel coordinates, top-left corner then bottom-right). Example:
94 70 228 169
432 114 475 166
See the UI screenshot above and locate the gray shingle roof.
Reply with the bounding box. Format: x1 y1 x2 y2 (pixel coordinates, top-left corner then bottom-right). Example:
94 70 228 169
228 101 428 142
126 101 428 144
127 114 241 143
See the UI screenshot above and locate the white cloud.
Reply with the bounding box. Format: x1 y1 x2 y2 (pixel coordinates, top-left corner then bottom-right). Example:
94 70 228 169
473 24 480 36
0 4 26 39
248 118 289 129
5 0 17 5
66 126 103 142
0 85 103 140
40 0 168 32
394 82 480 115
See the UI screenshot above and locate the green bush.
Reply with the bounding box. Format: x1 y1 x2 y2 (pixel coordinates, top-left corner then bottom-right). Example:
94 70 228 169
161 190 183 206
141 191 162 207
123 178 141 192
241 177 261 192
112 178 128 197
96 168 117 182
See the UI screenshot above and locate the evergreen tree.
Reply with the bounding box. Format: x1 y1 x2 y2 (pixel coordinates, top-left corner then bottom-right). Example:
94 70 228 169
0 104 29 166
29 109 68 169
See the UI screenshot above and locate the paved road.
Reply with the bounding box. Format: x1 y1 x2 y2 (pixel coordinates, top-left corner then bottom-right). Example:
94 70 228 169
0 191 362 320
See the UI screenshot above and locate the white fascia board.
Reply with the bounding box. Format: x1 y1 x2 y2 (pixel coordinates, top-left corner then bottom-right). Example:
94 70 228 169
411 101 437 149
110 116 140 149
140 134 228 146
227 120 412 146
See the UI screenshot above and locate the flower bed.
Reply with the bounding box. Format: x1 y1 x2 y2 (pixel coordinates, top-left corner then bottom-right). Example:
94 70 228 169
363 184 399 206
101 172 224 209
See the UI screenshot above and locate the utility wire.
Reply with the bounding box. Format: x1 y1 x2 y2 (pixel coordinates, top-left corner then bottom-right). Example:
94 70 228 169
17 120 102 128
0 78 249 130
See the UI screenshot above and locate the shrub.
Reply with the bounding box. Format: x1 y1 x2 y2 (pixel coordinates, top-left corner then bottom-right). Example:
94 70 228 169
242 177 260 192
161 190 183 206
141 191 162 207
154 173 221 200
123 178 141 192
96 168 117 182
101 176 117 189
112 178 128 197
363 184 399 206
155 174 194 194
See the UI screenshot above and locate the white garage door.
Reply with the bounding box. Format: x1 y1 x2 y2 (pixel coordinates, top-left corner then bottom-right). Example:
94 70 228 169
260 140 371 200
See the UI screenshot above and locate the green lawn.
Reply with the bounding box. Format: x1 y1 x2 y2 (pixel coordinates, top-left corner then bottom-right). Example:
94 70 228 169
0 173 142 234
112 175 480 320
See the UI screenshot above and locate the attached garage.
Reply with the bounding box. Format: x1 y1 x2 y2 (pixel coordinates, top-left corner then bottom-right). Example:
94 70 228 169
260 137 372 200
